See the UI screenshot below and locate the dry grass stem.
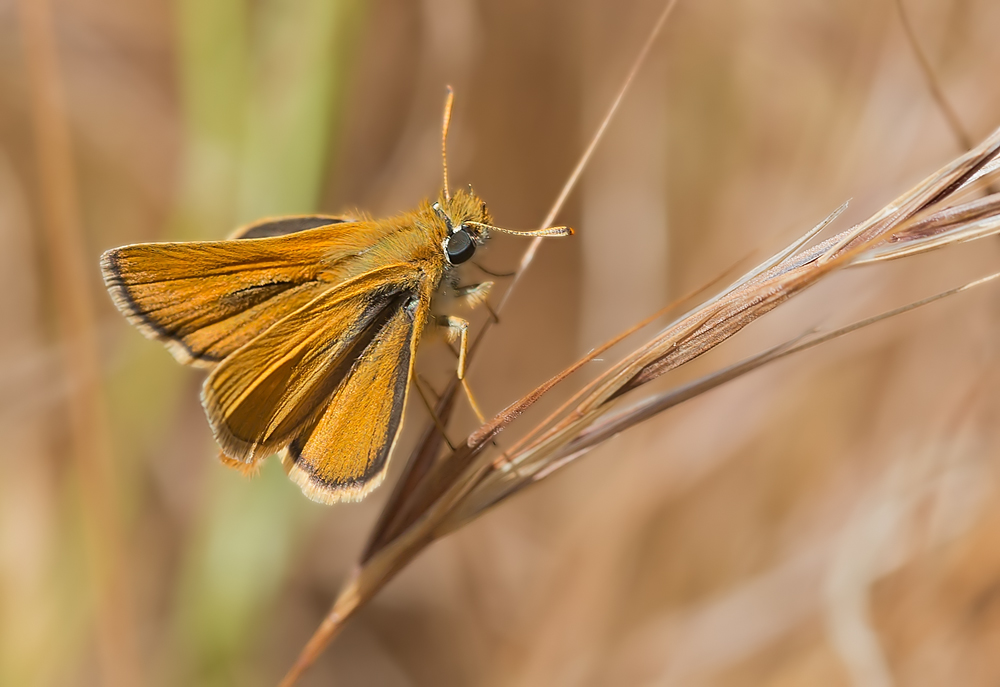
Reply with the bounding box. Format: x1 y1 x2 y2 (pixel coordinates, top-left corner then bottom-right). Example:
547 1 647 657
492 0 681 316
282 89 1000 687
508 270 1000 498
280 4 682 681
894 0 974 151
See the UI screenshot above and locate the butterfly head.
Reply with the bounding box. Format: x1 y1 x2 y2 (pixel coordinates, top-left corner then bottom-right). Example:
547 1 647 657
432 185 573 268
432 187 492 266
434 89 572 268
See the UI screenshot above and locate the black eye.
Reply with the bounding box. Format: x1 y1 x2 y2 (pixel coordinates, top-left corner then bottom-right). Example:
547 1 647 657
446 230 476 264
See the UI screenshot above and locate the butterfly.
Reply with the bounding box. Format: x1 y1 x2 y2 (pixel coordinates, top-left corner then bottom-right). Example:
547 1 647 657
100 89 572 504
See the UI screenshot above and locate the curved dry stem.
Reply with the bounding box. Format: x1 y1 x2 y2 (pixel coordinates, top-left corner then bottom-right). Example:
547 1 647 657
278 576 363 687
492 0 681 316
448 271 1000 526
357 0 682 571
893 0 973 150
505 254 751 457
448 123 1000 520
284 8 1000 685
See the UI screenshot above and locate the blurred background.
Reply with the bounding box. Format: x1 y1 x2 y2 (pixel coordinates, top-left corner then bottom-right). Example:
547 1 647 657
2 0 1000 684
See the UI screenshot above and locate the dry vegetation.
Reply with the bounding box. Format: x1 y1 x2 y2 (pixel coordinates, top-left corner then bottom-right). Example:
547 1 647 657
2 0 1000 686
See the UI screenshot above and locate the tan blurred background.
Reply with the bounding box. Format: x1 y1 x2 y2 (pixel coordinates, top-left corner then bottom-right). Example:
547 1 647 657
2 0 1000 685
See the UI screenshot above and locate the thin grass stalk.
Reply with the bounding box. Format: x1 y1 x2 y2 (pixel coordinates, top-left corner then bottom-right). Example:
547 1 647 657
286 122 1000 685
358 0 681 576
456 270 1000 521
493 119 1000 512
488 130 1000 477
284 11 1000 687
504 258 751 458
453 134 1000 513
402 119 1000 555
493 0 681 316
894 0 973 151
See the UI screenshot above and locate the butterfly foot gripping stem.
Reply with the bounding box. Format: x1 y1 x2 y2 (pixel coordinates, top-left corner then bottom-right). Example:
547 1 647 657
440 315 487 424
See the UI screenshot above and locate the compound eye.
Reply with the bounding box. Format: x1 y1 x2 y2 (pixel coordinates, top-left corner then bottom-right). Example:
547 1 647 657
445 229 476 264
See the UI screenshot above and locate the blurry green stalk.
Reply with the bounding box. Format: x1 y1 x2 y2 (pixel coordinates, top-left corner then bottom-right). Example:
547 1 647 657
169 1 364 684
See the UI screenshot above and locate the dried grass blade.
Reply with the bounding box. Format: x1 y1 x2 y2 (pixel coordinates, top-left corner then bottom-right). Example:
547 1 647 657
853 216 1000 266
595 126 1000 399
728 201 848 292
496 0 681 314
817 125 1000 261
582 130 1000 401
361 377 459 562
505 255 752 457
450 270 1000 519
577 271 1000 456
888 191 1000 240
363 0 686 566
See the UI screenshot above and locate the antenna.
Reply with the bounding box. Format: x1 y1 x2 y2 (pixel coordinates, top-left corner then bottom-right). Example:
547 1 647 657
465 221 573 237
441 86 455 202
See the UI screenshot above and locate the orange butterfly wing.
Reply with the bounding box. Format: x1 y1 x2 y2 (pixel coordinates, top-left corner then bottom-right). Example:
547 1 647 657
199 263 430 501
279 294 420 503
101 216 363 367
103 215 443 503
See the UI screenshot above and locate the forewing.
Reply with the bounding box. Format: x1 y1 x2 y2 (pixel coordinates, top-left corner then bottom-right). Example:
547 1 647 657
280 296 422 504
101 220 364 367
201 264 424 467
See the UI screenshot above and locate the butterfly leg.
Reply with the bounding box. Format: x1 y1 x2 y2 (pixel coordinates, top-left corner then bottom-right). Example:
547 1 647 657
440 315 487 424
454 281 499 323
412 374 456 450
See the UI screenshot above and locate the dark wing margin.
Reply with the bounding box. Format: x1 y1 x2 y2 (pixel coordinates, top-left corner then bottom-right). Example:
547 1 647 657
278 298 420 504
229 215 353 240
